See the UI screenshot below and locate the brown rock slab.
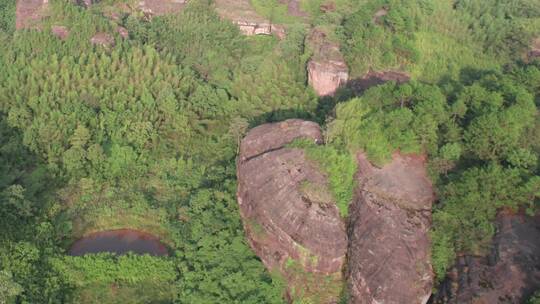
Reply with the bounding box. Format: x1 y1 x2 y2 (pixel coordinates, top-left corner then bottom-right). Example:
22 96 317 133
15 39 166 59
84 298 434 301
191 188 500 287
51 25 69 40
90 32 114 46
307 29 349 96
348 152 434 304
431 212 540 304
239 119 323 161
16 0 48 30
237 119 347 303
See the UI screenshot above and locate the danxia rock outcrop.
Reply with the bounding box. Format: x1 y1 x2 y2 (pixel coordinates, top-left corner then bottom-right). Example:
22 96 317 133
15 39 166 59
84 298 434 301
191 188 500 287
307 29 349 96
431 211 540 304
237 119 347 303
348 152 435 304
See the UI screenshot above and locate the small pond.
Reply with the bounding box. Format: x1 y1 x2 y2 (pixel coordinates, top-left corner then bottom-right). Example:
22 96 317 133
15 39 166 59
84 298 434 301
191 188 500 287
69 229 168 256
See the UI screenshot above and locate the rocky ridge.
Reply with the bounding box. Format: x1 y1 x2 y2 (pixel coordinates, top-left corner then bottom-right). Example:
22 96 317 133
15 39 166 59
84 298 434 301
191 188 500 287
431 211 540 304
237 119 347 303
237 120 436 303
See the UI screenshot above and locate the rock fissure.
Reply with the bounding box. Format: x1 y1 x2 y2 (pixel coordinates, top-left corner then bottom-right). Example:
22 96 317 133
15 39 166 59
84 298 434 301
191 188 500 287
237 119 436 303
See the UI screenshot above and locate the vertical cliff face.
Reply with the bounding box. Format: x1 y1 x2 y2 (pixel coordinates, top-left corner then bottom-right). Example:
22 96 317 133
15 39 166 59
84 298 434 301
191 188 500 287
16 0 48 30
432 212 540 304
237 119 347 303
348 152 435 304
307 29 349 96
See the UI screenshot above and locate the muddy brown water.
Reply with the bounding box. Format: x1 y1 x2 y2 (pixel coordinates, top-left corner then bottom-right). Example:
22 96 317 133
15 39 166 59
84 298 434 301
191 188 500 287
69 229 168 256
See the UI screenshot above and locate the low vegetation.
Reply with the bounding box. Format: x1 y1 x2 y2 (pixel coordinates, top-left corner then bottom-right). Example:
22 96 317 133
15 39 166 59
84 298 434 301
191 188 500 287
0 0 539 303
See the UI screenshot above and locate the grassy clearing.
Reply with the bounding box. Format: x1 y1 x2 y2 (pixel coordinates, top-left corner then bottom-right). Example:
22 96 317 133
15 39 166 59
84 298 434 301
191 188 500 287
288 139 356 217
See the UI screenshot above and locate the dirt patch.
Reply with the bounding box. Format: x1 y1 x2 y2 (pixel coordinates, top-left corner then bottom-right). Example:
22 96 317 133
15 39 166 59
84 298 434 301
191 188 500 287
279 0 308 18
91 32 114 46
530 37 540 59
16 0 48 30
51 25 69 40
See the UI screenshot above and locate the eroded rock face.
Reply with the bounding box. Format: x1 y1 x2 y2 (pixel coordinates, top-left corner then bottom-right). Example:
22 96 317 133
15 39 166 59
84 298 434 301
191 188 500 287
348 152 435 304
237 119 347 303
234 21 285 38
348 70 410 95
431 212 540 304
214 0 286 38
16 0 48 30
307 29 349 96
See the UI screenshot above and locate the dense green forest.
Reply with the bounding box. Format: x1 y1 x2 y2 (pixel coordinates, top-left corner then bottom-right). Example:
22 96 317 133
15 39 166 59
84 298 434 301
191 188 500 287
0 0 539 303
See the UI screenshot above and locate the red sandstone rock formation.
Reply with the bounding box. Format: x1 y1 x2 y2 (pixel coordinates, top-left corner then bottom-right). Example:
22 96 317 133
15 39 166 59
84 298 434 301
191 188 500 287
16 0 48 30
237 119 347 303
431 211 540 304
307 29 349 96
348 152 435 304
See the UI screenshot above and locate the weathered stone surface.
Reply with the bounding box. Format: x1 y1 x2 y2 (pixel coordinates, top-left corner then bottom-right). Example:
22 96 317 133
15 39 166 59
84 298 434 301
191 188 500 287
348 69 410 95
51 25 69 40
234 20 285 38
214 0 286 38
307 29 349 96
348 152 435 304
239 119 323 161
138 0 186 16
431 211 540 304
90 32 114 46
16 0 48 30
237 119 347 303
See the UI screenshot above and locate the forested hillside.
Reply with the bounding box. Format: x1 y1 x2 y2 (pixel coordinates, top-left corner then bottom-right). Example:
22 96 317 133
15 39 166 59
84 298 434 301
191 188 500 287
0 0 539 303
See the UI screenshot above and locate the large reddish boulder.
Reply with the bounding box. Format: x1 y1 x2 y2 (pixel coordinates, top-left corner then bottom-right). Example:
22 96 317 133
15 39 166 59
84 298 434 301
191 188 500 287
237 119 347 303
307 29 349 96
16 0 48 30
431 211 540 304
348 152 435 304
